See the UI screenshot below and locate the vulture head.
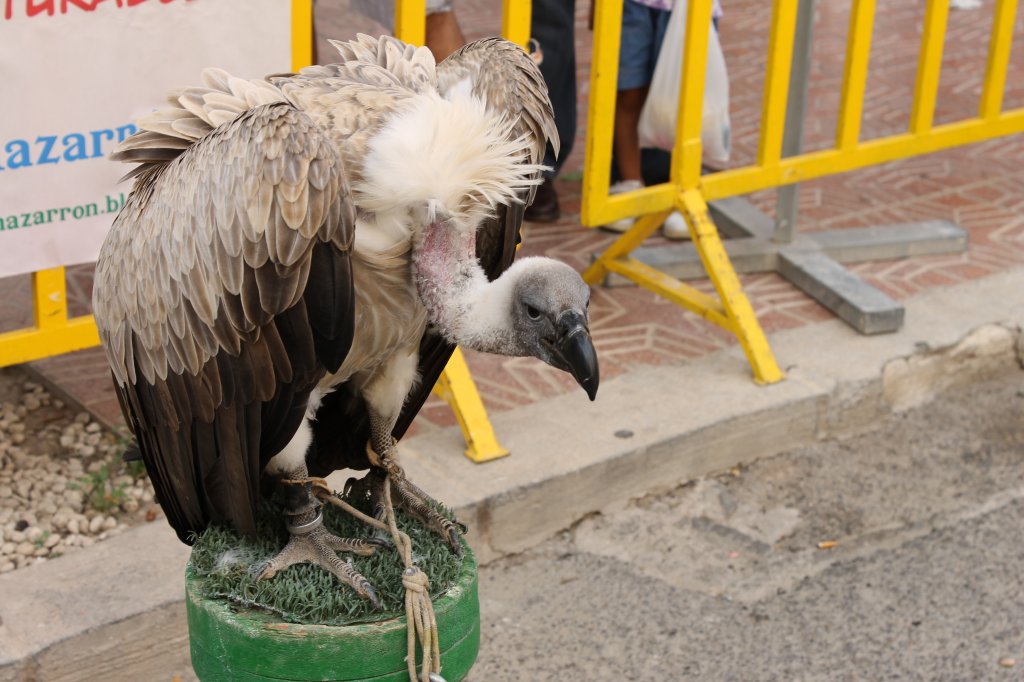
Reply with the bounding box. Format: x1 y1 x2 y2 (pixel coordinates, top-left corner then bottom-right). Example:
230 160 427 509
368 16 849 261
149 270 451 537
505 257 599 400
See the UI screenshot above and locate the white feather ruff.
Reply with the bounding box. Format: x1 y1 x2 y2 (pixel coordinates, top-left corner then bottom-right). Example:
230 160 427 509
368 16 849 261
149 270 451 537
355 93 543 229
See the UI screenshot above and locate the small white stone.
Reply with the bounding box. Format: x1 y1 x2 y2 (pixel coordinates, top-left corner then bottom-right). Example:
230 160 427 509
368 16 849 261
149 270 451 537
0 561 14 573
64 490 84 508
103 516 117 531
66 519 79 535
16 542 35 557
44 534 60 549
85 422 101 434
88 515 103 534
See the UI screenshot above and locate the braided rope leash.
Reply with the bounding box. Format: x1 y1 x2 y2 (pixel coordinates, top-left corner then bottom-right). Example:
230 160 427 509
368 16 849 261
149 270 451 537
305 453 444 682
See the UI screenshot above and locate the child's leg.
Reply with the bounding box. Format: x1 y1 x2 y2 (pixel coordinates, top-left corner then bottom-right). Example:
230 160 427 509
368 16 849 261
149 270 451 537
614 86 649 183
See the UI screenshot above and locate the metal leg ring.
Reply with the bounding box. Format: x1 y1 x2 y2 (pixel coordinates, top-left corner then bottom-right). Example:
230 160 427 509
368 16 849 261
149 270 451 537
287 508 324 536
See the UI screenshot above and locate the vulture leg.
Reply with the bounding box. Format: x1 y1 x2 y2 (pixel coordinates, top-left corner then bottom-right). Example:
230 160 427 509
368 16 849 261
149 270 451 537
347 353 467 555
253 460 388 609
364 422 467 557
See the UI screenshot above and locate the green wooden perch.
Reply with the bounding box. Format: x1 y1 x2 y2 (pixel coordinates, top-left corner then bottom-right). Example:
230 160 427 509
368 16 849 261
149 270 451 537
186 548 480 681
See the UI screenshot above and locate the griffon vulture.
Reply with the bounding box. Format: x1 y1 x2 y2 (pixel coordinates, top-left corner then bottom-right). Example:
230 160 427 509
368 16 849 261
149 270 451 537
92 35 599 605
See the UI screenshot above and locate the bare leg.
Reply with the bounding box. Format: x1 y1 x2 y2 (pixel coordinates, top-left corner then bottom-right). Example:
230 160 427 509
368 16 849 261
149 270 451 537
613 86 649 182
425 10 466 61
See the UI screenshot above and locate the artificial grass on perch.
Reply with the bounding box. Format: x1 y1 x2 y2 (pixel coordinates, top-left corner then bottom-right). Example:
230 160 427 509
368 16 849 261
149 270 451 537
186 482 479 681
190 489 463 624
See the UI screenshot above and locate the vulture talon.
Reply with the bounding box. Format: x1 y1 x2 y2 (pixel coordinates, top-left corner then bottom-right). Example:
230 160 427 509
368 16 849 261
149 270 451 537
388 469 466 555
253 522 383 608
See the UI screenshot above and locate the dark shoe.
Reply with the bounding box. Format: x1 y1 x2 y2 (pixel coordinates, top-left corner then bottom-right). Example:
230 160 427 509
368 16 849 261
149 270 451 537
525 177 560 223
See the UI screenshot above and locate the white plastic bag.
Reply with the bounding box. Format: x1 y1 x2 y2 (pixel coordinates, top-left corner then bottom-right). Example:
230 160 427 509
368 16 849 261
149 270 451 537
638 0 731 164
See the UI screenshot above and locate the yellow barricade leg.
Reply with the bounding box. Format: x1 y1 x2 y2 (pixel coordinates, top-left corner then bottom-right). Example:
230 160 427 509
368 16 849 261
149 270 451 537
0 267 100 368
678 191 784 385
585 191 784 386
432 348 510 463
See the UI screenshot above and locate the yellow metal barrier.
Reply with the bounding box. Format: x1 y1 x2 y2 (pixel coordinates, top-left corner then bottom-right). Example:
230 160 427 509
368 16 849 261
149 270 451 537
581 0 1023 384
0 0 519 463
0 268 100 366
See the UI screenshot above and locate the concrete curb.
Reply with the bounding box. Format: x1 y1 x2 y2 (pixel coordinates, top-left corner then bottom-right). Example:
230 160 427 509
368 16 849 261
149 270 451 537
3 267 1023 681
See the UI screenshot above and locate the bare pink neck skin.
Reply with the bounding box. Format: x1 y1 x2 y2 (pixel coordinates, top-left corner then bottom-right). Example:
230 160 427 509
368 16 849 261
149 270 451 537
411 219 513 353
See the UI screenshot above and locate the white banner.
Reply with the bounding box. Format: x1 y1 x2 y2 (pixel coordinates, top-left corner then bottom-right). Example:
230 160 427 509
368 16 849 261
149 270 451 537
0 0 295 277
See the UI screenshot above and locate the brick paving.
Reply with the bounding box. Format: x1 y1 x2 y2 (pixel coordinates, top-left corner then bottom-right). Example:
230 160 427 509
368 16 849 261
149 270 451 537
1 0 1021 434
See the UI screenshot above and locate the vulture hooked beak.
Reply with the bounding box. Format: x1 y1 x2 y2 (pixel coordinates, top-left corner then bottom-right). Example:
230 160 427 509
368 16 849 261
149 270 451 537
548 310 600 401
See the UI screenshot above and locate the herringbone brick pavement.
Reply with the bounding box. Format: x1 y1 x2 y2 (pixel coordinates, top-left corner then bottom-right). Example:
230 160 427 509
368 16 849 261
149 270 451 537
1 0 1021 435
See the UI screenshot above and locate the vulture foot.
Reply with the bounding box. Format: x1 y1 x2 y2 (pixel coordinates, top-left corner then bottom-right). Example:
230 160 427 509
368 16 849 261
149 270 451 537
252 509 387 609
389 473 467 556
253 474 390 608
349 454 468 556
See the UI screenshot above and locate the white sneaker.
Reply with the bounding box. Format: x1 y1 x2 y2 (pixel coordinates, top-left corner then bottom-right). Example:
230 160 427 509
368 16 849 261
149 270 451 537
662 211 689 240
602 180 644 232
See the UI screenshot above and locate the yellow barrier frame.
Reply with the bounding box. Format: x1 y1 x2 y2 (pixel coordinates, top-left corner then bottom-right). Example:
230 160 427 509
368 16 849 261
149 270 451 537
582 0 1023 384
0 0 537 463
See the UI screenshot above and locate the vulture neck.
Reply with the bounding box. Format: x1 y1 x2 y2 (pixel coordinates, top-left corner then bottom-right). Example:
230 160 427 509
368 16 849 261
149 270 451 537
413 220 518 355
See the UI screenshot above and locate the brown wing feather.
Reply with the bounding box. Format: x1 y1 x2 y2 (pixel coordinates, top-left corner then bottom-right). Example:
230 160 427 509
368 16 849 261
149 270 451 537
94 102 355 542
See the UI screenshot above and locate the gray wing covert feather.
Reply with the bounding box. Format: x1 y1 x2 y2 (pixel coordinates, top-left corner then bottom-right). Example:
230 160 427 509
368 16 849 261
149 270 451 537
94 102 355 542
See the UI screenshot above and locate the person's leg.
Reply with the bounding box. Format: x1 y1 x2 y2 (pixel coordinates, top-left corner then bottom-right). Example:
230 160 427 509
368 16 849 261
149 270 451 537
614 0 660 185
526 0 577 223
425 7 466 62
613 86 647 183
601 0 655 231
532 0 577 176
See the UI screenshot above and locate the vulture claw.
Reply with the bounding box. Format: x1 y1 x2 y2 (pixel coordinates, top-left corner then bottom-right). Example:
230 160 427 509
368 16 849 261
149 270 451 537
252 520 384 609
364 463 467 555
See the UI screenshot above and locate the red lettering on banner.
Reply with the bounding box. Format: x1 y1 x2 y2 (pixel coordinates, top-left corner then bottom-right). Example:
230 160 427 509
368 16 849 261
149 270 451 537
27 0 54 17
61 0 96 13
4 0 190 19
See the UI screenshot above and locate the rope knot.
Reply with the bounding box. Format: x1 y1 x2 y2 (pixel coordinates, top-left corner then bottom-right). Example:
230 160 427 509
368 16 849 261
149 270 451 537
402 567 430 594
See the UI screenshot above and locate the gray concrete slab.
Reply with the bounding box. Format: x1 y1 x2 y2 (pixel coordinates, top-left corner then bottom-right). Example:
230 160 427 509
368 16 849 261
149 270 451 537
778 249 905 334
2 267 1023 681
471 369 1024 681
0 523 192 681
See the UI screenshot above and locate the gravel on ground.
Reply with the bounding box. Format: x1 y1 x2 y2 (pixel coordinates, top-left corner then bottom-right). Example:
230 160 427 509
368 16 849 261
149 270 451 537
0 366 159 574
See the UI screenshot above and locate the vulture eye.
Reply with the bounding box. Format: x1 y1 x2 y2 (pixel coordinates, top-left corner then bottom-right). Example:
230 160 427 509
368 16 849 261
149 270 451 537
525 304 542 320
